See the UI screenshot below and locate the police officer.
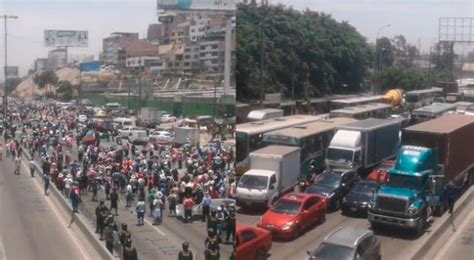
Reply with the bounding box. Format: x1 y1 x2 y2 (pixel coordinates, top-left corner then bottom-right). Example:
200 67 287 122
207 209 219 234
178 241 193 260
225 207 236 244
205 228 221 260
119 223 132 246
122 239 138 260
95 200 109 240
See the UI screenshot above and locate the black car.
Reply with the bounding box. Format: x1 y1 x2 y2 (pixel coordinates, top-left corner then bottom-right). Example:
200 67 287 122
306 169 359 211
341 180 379 216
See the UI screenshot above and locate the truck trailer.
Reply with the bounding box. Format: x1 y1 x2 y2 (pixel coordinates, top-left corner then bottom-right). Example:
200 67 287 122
368 114 474 236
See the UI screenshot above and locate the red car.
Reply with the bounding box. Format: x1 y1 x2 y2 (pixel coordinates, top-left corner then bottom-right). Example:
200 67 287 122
367 160 394 184
236 225 272 260
257 192 327 240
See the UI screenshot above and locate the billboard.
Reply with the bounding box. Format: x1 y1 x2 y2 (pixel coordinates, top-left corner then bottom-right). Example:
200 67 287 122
5 66 19 77
44 30 88 47
80 61 101 72
157 0 236 11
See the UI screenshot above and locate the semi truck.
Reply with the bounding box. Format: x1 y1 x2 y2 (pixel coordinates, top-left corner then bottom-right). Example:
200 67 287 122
235 145 300 209
325 118 401 174
368 115 474 236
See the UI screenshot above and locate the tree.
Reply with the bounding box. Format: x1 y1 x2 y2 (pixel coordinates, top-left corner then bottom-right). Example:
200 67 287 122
391 35 418 69
5 78 22 94
376 67 454 92
33 70 58 95
432 41 456 71
375 37 394 70
56 80 74 101
236 4 373 101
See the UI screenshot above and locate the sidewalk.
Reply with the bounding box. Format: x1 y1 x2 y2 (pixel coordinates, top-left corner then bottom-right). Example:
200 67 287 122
433 209 474 260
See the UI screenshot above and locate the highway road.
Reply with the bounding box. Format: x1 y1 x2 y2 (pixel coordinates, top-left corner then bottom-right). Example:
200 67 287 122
0 155 96 260
237 199 444 260
22 126 232 260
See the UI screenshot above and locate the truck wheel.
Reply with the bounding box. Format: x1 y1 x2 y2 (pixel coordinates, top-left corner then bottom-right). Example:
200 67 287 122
317 212 326 224
256 249 268 260
416 211 426 237
434 199 447 217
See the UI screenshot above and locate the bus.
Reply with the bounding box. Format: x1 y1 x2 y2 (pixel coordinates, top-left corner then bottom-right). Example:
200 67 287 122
405 88 443 110
236 115 326 175
329 103 391 120
330 95 384 110
410 102 456 124
262 117 357 180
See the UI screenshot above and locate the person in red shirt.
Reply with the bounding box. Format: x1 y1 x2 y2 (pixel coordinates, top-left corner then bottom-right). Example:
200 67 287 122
183 196 194 223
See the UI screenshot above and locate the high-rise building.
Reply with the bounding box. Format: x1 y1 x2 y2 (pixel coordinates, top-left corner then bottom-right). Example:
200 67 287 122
47 48 68 70
101 32 139 67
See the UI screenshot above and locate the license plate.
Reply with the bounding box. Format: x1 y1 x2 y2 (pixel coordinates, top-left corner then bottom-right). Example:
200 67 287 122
351 207 357 212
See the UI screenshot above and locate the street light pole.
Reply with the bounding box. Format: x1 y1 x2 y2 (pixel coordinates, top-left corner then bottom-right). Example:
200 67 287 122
1 14 18 125
373 24 390 95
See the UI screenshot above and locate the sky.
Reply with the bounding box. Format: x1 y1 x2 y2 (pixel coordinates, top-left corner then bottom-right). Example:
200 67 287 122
272 0 474 52
1 0 474 80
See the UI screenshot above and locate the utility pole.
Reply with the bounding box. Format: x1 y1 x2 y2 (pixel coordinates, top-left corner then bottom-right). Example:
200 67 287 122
1 14 18 126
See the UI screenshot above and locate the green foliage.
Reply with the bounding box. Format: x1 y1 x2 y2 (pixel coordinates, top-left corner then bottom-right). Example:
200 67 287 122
56 80 74 101
5 78 22 94
33 70 58 89
236 4 373 101
432 42 456 71
376 68 454 92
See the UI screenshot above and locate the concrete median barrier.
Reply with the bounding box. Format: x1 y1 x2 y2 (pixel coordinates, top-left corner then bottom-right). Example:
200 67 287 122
410 185 474 260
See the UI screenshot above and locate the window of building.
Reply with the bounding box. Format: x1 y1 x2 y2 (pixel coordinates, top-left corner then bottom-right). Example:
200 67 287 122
184 62 190 66
184 55 191 59
212 44 219 49
212 52 218 56
211 59 218 64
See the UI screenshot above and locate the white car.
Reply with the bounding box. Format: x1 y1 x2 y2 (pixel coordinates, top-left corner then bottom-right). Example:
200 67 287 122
161 114 177 123
149 131 173 144
176 198 236 220
119 126 142 139
78 114 88 123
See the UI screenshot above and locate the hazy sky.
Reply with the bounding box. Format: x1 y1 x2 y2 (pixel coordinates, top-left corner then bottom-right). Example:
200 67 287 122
1 0 474 80
273 0 474 51
0 0 158 80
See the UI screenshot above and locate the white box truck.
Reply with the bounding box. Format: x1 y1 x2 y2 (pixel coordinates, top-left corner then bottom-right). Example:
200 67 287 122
325 118 401 174
139 107 162 125
235 145 300 209
174 127 200 147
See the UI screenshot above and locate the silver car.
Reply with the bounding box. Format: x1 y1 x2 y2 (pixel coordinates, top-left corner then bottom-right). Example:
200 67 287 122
306 227 381 260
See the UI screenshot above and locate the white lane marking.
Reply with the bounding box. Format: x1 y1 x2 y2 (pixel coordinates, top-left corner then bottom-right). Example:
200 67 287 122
127 209 166 236
0 233 6 260
20 160 92 260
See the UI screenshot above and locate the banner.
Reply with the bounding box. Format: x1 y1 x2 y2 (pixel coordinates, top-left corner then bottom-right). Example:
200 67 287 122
44 30 88 47
158 0 236 11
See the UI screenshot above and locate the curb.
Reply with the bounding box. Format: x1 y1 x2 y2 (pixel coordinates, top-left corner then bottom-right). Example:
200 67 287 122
410 185 474 260
25 151 114 260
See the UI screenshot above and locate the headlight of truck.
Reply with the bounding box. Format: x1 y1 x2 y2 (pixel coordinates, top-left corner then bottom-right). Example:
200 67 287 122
328 192 335 198
282 221 295 230
407 206 419 215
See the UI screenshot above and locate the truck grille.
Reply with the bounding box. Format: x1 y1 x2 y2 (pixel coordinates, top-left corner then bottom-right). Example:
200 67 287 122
376 196 407 212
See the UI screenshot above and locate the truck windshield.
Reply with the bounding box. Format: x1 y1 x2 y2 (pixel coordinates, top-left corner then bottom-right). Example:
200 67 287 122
238 175 268 190
326 148 353 163
386 173 426 190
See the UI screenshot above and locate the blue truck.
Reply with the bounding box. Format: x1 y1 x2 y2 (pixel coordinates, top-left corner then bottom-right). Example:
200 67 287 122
368 115 474 236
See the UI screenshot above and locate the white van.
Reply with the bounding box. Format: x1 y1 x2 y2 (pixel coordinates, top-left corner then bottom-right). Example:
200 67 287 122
113 117 135 129
128 130 148 145
247 108 284 122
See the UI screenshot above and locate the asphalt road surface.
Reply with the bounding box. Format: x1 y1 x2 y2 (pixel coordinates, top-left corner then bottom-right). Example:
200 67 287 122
237 201 443 260
0 155 94 260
